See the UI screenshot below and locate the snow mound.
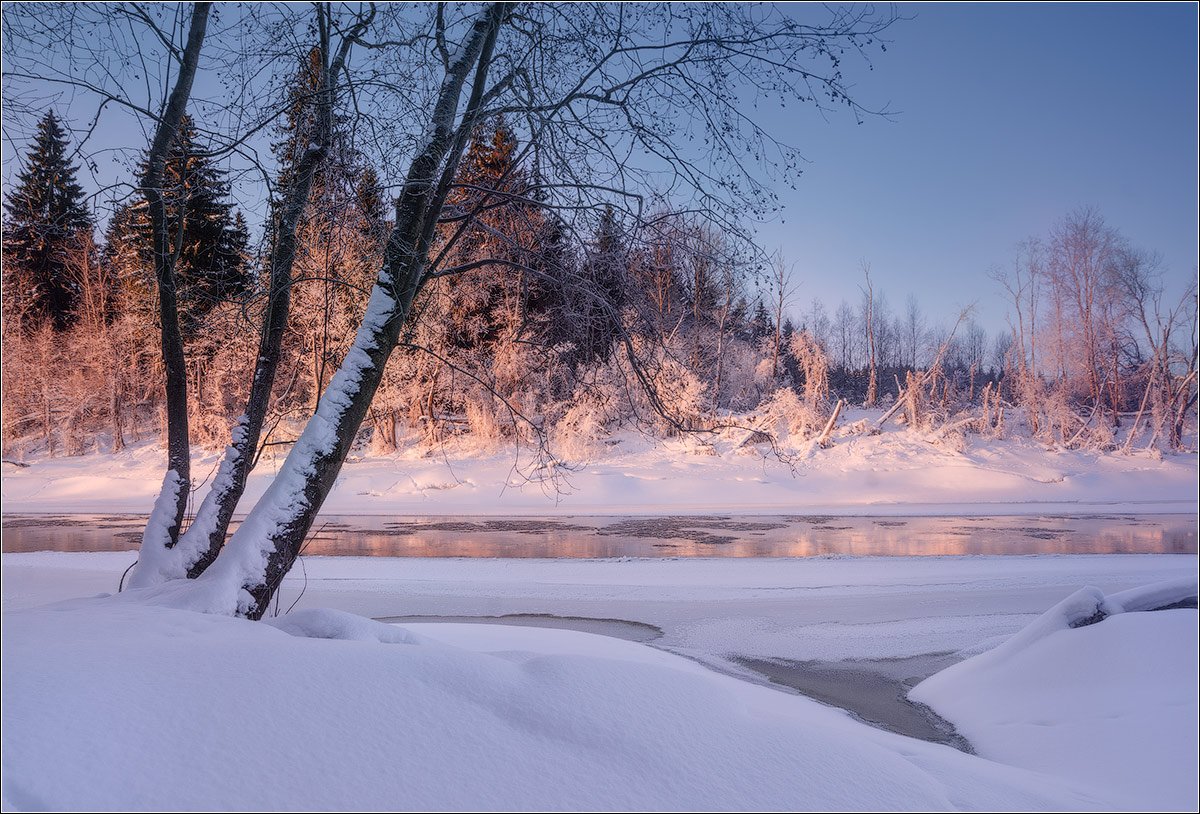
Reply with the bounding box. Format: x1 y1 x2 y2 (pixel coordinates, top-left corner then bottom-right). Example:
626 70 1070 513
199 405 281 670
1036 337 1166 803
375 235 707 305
2 597 1103 811
911 584 1199 811
264 607 424 643
1102 575 1198 614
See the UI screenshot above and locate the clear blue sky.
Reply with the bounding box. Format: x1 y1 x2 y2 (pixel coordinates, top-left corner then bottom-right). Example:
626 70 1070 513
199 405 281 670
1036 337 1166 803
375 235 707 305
758 2 1198 332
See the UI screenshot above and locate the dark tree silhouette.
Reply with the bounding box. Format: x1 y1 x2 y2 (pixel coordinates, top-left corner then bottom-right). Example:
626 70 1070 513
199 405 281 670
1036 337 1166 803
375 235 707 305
2 111 94 331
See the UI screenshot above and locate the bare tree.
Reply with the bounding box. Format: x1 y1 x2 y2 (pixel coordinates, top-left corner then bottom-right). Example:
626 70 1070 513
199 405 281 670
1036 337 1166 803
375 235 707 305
199 3 896 617
990 239 1042 430
902 294 926 369
7 3 896 616
1113 249 1197 450
833 299 855 371
130 3 212 556
769 251 799 380
153 6 376 584
860 263 878 407
1043 208 1123 421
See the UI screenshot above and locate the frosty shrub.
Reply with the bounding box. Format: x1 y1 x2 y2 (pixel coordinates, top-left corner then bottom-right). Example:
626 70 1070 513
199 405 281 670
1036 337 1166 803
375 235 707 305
714 341 765 413
554 363 628 461
758 386 820 444
902 369 926 431
790 329 830 411
622 338 709 436
463 392 507 450
1040 386 1079 447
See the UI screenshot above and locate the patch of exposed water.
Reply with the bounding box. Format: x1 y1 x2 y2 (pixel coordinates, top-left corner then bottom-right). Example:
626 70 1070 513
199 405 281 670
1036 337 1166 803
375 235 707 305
371 610 972 750
375 612 663 642
731 652 973 751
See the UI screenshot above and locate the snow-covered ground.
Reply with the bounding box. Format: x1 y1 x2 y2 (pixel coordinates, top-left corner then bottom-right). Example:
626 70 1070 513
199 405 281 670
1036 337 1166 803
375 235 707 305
3 414 1196 515
3 416 1197 810
3 551 1197 810
0 598 1109 812
5 552 1195 664
910 582 1199 811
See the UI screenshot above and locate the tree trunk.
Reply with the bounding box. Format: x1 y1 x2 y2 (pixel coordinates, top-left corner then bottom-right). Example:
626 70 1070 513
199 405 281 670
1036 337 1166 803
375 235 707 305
863 267 877 407
126 6 379 585
129 3 210 586
198 5 505 618
157 8 374 584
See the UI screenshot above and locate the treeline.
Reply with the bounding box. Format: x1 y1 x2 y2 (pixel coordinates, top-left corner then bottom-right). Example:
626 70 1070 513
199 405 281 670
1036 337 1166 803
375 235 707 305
2 109 1196 460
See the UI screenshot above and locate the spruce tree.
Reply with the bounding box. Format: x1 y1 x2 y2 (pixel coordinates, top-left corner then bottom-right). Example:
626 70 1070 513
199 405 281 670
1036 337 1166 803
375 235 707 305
104 114 250 338
749 300 774 344
574 205 627 364
354 167 388 243
438 118 535 352
2 111 94 331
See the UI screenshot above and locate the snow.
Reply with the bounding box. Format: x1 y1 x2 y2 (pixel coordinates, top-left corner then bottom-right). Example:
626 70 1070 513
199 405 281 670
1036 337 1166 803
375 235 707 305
5 552 1195 664
3 417 1196 810
3 415 1196 516
173 414 249 566
132 416 252 589
3 551 1196 809
3 595 1107 811
1104 575 1198 613
123 469 183 589
910 589 1199 811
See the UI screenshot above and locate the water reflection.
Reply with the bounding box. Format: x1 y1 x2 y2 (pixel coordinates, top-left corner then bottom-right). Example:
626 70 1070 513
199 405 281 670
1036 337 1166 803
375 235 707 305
1 513 1195 557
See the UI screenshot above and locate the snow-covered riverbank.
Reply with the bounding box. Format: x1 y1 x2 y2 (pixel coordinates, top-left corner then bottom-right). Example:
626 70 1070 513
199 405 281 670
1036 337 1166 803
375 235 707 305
4 419 1197 810
3 414 1197 516
2 552 1196 810
5 551 1194 662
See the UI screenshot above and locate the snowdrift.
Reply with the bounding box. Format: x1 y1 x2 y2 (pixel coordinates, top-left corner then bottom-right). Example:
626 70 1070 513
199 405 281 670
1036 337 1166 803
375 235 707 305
910 579 1199 811
2 595 1105 811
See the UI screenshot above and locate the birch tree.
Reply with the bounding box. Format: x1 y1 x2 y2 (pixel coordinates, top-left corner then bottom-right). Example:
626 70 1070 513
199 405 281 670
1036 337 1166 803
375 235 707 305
7 2 897 617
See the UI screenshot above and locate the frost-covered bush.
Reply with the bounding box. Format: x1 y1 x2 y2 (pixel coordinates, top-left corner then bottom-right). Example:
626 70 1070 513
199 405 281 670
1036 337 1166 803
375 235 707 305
790 329 830 411
553 363 629 460
463 392 507 450
617 337 710 435
717 340 765 412
758 386 823 444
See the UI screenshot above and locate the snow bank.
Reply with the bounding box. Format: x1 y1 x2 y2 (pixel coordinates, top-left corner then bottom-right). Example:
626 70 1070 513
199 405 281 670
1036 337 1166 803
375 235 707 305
5 551 1196 666
3 416 1196 515
264 607 425 643
910 589 1199 811
2 597 1105 811
1103 575 1198 613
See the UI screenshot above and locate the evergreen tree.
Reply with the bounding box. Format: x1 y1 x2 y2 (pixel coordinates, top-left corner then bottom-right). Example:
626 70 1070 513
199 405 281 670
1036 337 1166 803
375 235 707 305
103 114 250 338
437 118 534 352
2 111 94 331
574 205 627 364
272 47 331 196
748 300 773 344
354 167 389 243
